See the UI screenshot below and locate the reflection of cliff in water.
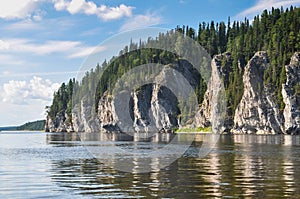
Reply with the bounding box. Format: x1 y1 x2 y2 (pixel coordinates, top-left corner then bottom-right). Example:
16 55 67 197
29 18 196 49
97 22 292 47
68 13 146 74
46 132 179 143
46 133 300 198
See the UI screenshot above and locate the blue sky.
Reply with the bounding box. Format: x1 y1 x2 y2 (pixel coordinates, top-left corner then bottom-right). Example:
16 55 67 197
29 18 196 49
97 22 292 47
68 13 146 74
0 0 299 126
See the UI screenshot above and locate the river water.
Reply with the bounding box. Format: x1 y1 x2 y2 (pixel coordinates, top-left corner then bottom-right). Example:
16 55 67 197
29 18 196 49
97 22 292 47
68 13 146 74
0 131 300 198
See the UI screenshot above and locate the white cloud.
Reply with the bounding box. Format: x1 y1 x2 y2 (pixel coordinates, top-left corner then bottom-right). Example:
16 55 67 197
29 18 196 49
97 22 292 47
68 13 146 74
29 76 60 100
0 76 60 104
120 12 162 32
98 4 133 21
0 0 133 21
0 40 10 50
4 39 81 55
53 0 134 21
1 80 28 104
0 0 43 20
69 45 106 58
0 71 78 78
2 20 43 31
0 38 105 58
235 0 300 20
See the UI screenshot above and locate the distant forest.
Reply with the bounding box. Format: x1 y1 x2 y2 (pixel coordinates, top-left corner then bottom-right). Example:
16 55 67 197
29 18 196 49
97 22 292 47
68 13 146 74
47 6 300 124
16 120 46 131
0 120 46 131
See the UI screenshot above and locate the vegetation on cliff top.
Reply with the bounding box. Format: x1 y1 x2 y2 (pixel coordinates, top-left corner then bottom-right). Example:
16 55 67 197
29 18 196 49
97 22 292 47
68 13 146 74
47 6 300 126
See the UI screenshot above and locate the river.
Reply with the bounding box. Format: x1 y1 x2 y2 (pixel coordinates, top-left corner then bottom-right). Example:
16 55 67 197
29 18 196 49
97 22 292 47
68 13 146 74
0 131 299 198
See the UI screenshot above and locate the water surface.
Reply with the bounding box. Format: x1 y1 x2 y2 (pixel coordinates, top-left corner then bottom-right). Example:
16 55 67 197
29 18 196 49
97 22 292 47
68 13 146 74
0 132 300 198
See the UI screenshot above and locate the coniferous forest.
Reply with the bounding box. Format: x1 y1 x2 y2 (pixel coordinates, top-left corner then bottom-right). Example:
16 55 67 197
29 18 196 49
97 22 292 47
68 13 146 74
47 6 300 126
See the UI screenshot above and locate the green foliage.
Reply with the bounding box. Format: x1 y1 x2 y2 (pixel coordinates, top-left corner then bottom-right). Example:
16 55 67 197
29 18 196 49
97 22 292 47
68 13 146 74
295 83 300 97
47 7 300 129
195 6 300 110
47 78 75 122
175 126 212 133
95 37 207 112
16 120 46 131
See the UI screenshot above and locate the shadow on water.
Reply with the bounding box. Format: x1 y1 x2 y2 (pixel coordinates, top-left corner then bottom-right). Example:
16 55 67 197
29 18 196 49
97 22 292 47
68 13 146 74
44 132 300 198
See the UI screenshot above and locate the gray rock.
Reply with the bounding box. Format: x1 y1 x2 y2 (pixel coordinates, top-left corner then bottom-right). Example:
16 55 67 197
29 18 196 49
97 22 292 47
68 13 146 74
45 112 73 132
282 52 300 134
98 91 120 132
195 52 231 132
232 51 284 134
46 52 300 134
98 64 184 133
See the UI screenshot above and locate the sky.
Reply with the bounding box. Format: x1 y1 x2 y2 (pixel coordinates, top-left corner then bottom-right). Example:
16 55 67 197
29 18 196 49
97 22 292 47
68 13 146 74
0 0 299 126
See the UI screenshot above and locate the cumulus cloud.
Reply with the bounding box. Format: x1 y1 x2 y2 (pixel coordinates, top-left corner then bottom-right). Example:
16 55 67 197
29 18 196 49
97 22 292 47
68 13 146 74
0 0 133 21
235 0 300 19
1 80 28 104
120 12 162 32
53 0 134 21
0 0 43 20
0 76 60 104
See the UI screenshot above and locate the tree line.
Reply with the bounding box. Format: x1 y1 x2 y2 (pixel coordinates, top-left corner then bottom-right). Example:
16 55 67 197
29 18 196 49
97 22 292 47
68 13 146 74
47 6 300 124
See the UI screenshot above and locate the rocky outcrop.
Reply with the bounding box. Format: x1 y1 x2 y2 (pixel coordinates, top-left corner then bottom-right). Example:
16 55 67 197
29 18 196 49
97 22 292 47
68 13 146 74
282 52 300 134
231 52 284 134
45 112 73 132
195 52 232 132
98 63 194 133
131 67 181 132
72 100 101 132
45 51 300 134
195 51 299 134
46 100 101 133
97 91 120 132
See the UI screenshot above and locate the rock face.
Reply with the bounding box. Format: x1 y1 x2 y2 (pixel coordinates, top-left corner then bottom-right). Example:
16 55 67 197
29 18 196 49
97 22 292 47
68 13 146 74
195 52 232 132
131 69 181 132
72 100 101 133
232 51 284 134
45 51 300 134
45 112 73 132
282 52 300 134
45 61 200 133
97 91 120 132
98 63 197 133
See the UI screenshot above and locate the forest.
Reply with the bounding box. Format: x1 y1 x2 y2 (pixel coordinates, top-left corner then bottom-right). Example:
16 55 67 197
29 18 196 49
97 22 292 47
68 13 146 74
0 120 46 131
47 6 300 126
16 120 46 131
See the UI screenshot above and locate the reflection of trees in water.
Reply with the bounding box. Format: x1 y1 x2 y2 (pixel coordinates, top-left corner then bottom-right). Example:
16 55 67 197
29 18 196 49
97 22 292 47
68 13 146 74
46 132 177 144
47 133 300 198
46 133 81 146
50 158 172 198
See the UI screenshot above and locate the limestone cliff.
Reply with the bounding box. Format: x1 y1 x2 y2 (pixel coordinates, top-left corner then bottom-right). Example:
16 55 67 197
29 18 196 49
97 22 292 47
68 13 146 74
231 52 284 134
45 111 73 132
45 52 300 134
282 52 300 134
195 51 299 134
46 100 101 133
195 52 232 132
98 62 198 133
72 100 101 133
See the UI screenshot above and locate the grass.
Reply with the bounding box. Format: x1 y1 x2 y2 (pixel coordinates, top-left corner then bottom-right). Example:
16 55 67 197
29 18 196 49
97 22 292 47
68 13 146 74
174 126 212 133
